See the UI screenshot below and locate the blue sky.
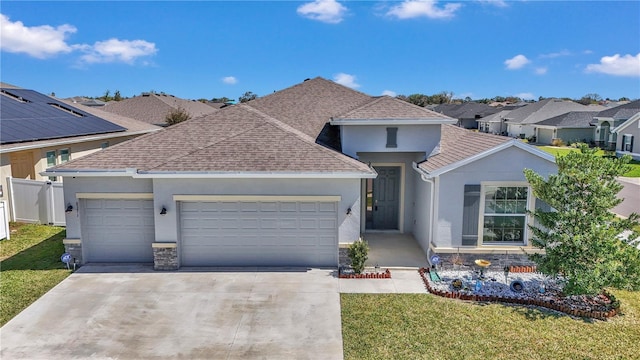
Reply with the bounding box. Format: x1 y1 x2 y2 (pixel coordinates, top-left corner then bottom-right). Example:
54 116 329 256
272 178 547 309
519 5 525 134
1 1 639 101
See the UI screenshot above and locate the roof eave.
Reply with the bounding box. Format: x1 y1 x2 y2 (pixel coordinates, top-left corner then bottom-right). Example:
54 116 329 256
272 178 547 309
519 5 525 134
612 113 640 133
417 140 555 178
330 118 456 125
42 168 377 179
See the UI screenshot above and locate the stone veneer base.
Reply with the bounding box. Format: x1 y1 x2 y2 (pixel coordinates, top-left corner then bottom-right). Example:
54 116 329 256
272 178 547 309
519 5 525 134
152 246 178 271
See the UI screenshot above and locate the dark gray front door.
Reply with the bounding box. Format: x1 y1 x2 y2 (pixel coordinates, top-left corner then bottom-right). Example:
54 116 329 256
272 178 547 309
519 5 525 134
371 167 400 230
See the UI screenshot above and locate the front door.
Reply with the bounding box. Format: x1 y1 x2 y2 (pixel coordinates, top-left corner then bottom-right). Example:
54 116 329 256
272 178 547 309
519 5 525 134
369 166 400 230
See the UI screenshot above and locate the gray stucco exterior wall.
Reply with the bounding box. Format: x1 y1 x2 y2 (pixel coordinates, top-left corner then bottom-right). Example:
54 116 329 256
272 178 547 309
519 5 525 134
431 146 556 248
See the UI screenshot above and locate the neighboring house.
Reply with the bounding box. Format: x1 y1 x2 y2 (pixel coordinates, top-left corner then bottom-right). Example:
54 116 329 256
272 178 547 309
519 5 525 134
101 92 218 126
611 112 640 160
44 77 556 270
531 111 600 145
592 100 640 150
433 102 500 129
504 99 598 139
66 96 107 107
0 86 161 208
477 110 511 135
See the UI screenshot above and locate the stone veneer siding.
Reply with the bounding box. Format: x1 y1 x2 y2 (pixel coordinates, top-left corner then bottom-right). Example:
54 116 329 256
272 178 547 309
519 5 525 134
152 244 178 270
63 240 82 265
434 252 536 271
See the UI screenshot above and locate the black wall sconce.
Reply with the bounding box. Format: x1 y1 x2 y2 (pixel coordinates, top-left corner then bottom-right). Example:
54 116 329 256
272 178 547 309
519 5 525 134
65 204 73 213
160 206 167 215
346 207 352 216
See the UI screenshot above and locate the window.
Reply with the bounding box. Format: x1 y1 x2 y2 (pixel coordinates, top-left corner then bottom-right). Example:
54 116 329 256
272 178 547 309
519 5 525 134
101 142 109 149
481 185 529 244
386 127 398 148
622 135 634 152
60 148 70 163
46 150 57 181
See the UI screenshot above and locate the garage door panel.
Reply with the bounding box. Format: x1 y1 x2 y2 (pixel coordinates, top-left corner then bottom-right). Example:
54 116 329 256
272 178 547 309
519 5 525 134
180 201 337 267
83 199 155 263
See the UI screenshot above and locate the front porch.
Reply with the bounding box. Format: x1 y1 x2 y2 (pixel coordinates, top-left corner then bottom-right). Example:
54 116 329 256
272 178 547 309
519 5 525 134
340 233 429 269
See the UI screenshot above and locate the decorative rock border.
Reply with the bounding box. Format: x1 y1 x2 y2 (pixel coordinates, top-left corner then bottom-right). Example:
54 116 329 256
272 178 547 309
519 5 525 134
339 269 392 279
419 268 620 320
509 265 537 273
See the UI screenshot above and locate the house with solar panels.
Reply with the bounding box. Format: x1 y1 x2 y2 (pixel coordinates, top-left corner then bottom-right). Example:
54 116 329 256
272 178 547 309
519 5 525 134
0 83 161 208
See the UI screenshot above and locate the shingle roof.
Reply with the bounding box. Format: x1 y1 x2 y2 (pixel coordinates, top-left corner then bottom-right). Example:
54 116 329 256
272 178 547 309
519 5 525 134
433 103 500 120
596 99 640 120
247 77 372 141
418 125 510 173
478 110 511 123
504 99 598 125
1 88 127 144
101 93 218 126
335 96 453 120
533 111 599 128
52 104 374 175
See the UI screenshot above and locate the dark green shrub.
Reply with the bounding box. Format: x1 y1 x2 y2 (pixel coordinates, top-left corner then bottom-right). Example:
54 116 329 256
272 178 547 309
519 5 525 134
348 238 369 274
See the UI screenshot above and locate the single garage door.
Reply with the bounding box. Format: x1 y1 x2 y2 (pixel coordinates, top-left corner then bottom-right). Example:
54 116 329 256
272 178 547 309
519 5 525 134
83 199 155 263
180 200 338 267
537 128 554 145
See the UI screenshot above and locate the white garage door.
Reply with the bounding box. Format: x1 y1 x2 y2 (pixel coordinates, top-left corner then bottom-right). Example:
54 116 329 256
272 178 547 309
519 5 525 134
180 201 338 267
83 199 155 263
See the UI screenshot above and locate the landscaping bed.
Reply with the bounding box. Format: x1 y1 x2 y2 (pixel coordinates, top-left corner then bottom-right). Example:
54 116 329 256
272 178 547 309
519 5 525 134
420 267 620 320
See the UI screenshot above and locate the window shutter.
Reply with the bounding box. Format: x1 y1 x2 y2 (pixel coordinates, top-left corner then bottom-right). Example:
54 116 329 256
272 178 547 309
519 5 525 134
621 135 626 151
629 136 634 152
462 185 481 246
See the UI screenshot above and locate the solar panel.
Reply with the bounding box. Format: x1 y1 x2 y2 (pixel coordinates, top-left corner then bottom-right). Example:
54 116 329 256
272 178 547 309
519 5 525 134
0 89 127 144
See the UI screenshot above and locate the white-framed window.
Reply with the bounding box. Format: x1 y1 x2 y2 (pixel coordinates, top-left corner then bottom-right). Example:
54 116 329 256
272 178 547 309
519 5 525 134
479 183 532 245
622 134 633 152
46 150 57 181
59 148 70 163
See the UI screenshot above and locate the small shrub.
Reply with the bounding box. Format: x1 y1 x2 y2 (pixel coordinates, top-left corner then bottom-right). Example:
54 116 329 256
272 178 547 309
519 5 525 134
551 138 565 147
165 106 191 126
348 238 369 274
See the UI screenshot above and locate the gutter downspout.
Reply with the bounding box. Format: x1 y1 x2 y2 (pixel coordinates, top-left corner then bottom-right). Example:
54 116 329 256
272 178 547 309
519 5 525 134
412 162 436 266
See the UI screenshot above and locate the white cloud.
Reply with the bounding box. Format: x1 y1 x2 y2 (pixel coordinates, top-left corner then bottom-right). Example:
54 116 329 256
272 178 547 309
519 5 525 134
476 0 508 7
297 0 347 24
535 67 548 75
504 54 530 70
78 38 157 64
515 92 535 100
583 49 593 55
539 50 571 59
585 53 640 77
382 90 397 97
387 0 462 19
222 76 238 85
0 14 76 58
333 73 360 88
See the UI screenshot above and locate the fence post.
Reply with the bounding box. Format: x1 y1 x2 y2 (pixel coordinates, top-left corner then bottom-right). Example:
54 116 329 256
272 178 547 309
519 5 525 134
6 177 16 222
45 180 54 225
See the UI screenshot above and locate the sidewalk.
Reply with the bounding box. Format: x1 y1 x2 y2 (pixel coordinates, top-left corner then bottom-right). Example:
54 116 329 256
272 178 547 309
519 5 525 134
338 269 427 294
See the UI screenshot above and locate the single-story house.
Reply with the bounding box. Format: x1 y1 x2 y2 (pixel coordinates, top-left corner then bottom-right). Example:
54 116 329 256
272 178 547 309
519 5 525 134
504 99 598 139
0 85 161 209
45 77 556 269
612 112 640 160
531 111 600 145
592 100 640 150
433 102 500 129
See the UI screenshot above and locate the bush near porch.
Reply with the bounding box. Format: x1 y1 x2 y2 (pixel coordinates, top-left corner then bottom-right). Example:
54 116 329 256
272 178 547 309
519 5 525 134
341 291 640 360
0 223 70 326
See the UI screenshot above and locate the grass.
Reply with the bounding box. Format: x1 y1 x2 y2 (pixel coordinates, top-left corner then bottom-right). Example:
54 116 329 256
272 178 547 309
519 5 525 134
536 145 640 177
1 222 70 326
341 291 640 360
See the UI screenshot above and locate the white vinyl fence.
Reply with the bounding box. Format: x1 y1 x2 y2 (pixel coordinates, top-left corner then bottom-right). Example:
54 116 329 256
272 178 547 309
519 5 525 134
7 177 65 226
0 201 9 239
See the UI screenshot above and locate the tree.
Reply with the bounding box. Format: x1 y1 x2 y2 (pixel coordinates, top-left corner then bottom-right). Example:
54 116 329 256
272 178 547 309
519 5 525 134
113 90 122 101
239 91 257 103
524 144 640 295
211 96 232 103
165 106 191 126
577 93 602 105
101 90 111 102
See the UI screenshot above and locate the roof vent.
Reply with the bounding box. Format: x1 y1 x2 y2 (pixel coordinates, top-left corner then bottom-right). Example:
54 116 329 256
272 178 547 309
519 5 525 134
1 89 31 103
141 92 150 97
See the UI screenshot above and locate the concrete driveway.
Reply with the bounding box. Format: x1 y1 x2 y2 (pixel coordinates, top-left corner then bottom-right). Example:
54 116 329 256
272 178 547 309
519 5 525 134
1 265 343 360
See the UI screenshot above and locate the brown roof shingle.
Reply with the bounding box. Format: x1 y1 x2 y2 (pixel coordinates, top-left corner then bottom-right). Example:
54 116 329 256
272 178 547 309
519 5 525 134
418 125 510 173
336 96 454 120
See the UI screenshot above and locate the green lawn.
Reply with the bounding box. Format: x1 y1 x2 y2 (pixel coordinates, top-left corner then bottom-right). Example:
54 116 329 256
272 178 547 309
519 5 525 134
1 223 70 326
536 146 640 177
342 291 640 360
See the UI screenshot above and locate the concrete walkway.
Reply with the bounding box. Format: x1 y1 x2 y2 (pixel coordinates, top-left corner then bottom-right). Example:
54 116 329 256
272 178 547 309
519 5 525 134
338 270 427 294
363 233 430 269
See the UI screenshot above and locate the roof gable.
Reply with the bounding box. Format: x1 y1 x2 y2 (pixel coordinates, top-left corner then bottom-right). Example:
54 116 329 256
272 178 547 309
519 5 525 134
505 99 596 125
596 99 640 120
533 111 599 128
332 96 454 123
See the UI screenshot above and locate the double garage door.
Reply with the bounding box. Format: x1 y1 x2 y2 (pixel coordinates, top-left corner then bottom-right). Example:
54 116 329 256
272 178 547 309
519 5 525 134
82 199 155 263
180 200 338 267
